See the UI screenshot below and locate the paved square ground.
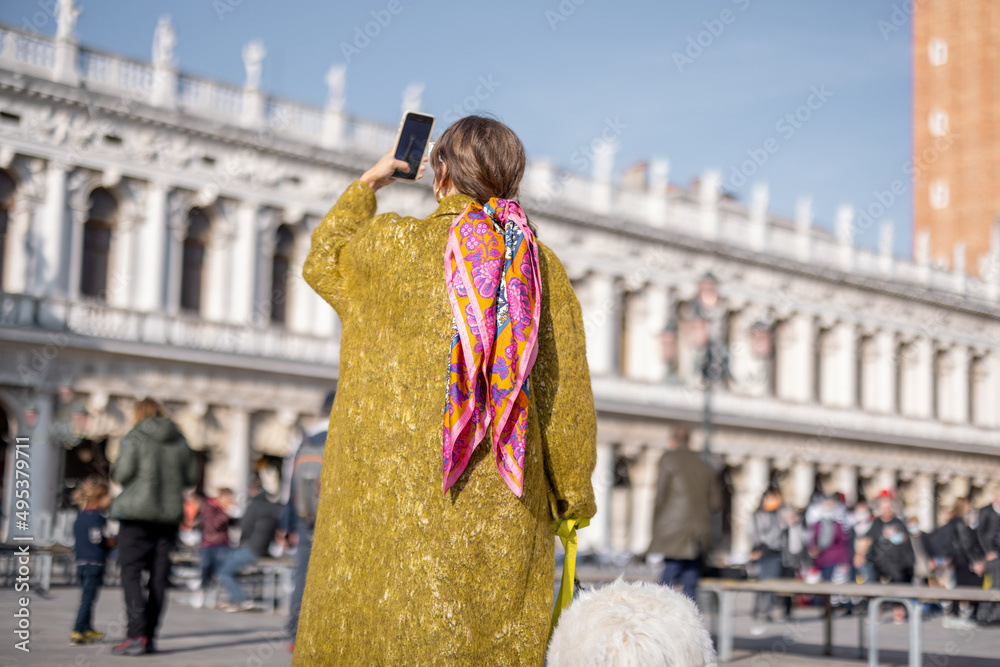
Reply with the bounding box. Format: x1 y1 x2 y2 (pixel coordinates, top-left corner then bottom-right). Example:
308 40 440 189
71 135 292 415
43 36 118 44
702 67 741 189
4 584 1000 665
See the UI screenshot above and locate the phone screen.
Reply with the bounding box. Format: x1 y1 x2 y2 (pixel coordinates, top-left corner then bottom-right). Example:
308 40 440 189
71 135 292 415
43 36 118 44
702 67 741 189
392 112 434 180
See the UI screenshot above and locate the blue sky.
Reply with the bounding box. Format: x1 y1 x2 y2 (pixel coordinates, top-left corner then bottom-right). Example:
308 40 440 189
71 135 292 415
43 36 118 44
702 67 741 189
0 0 914 256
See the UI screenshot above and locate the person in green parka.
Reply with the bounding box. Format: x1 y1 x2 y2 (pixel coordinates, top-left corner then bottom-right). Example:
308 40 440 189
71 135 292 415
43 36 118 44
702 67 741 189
294 115 597 666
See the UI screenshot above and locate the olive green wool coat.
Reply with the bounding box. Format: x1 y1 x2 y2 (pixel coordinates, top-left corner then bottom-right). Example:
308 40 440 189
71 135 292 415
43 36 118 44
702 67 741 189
294 181 597 666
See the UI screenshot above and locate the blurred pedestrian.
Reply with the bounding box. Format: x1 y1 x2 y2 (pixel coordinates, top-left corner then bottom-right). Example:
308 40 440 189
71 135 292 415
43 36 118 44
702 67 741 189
651 426 723 603
854 491 914 623
906 516 931 584
70 476 114 645
974 485 1000 623
848 499 874 584
193 488 235 609
109 398 197 656
218 476 282 612
278 390 333 651
750 488 791 621
809 494 851 610
932 498 984 629
295 116 597 665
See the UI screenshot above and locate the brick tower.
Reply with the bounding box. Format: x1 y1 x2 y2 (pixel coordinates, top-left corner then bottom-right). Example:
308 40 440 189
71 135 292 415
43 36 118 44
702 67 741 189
913 0 1000 273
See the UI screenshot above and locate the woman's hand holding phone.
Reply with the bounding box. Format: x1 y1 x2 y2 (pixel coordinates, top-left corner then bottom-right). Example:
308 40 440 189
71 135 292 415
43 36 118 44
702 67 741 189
360 150 427 192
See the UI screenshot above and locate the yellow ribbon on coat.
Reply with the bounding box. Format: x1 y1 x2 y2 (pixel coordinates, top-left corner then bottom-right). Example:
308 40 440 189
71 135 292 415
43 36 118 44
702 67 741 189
550 517 589 635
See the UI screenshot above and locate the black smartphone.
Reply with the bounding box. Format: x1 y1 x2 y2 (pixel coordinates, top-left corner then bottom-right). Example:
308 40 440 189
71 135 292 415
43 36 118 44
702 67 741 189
391 111 435 180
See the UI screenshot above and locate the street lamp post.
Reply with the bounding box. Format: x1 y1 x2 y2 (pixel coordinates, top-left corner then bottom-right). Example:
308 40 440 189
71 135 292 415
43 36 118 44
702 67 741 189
661 272 772 463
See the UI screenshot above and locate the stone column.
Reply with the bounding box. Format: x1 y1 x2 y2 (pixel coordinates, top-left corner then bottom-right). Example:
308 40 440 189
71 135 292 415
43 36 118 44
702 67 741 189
789 459 816 510
610 486 630 553
872 468 897 497
314 300 339 339
220 406 251 502
936 475 970 527
202 220 233 322
727 307 769 397
135 182 168 312
107 213 136 309
164 190 189 315
288 223 314 334
860 329 895 413
818 320 857 408
3 194 33 293
20 394 59 541
936 345 969 423
579 442 614 554
971 352 999 428
580 273 619 377
912 472 936 531
35 161 68 296
623 286 666 382
900 337 933 418
775 312 815 403
629 447 659 555
833 464 858 506
730 455 770 560
65 194 88 301
228 201 261 325
644 285 669 382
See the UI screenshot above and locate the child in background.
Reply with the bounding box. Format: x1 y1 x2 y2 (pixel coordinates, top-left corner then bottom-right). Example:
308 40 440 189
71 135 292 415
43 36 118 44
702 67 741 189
71 476 115 645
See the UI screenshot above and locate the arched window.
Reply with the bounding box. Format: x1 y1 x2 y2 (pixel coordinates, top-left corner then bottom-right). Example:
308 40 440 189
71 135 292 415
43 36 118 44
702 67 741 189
180 208 210 313
0 170 15 291
80 188 118 300
270 225 294 324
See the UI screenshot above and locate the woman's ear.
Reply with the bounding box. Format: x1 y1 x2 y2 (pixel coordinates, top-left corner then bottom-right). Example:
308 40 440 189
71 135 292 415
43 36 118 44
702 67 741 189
435 161 448 190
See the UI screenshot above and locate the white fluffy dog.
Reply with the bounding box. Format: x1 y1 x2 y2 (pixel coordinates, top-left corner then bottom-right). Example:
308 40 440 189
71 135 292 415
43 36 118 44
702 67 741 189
547 578 717 667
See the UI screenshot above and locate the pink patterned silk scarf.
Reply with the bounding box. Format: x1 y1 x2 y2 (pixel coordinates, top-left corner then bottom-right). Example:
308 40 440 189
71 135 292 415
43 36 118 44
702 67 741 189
443 197 541 497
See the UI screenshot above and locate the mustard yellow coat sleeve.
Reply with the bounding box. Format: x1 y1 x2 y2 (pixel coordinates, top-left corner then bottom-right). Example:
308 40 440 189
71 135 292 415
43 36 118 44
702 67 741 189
535 245 598 523
301 180 399 314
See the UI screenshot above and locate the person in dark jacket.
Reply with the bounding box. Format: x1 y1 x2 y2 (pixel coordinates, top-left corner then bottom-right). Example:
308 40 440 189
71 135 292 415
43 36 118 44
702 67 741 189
973 486 1000 623
218 476 283 611
109 398 197 656
650 426 722 602
278 390 332 650
854 491 914 623
750 488 791 621
931 498 985 629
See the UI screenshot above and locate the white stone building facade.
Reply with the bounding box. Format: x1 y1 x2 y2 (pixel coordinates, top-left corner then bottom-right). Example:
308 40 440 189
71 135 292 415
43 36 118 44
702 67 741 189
1 5 999 559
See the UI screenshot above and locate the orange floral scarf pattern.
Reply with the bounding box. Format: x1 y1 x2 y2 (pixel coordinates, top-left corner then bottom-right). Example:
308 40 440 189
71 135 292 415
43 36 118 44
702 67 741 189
443 198 541 497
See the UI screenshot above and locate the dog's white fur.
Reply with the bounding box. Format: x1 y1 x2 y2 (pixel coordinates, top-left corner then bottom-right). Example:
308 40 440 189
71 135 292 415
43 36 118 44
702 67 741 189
547 578 717 667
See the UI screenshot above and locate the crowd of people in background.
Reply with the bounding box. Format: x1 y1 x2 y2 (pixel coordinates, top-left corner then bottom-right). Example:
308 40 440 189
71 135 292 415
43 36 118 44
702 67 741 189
747 483 1000 629
67 392 331 656
66 401 1000 655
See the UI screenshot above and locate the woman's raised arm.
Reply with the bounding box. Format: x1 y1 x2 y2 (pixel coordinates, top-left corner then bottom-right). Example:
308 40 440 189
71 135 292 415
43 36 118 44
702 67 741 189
303 153 424 312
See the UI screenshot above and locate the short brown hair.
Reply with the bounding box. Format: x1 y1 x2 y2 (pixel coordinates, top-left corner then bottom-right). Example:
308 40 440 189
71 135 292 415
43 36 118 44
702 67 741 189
430 115 526 207
73 475 110 508
134 397 166 425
